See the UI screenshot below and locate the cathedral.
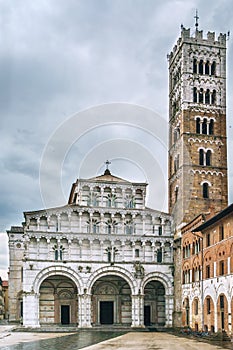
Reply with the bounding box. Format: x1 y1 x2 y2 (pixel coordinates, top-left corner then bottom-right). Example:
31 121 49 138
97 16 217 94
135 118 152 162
7 20 232 332
7 168 173 328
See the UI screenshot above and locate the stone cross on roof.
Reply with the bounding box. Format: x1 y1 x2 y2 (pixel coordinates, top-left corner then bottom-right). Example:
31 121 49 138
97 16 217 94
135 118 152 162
104 160 111 175
194 9 199 31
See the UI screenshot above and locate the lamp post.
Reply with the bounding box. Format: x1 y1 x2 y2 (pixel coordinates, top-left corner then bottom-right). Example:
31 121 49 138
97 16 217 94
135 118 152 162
192 231 204 331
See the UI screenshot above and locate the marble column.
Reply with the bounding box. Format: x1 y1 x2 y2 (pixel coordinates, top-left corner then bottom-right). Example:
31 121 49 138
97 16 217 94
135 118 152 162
165 295 173 327
131 294 145 327
23 292 40 327
78 293 92 328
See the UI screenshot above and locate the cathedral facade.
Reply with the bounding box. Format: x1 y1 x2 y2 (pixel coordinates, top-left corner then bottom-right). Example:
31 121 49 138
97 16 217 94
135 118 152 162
7 170 173 328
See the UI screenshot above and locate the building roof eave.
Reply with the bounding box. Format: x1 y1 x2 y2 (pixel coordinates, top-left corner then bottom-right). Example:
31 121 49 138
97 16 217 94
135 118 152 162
193 203 233 232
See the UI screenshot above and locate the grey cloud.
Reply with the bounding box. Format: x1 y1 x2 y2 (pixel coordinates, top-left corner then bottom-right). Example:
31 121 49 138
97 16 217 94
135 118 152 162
0 0 232 277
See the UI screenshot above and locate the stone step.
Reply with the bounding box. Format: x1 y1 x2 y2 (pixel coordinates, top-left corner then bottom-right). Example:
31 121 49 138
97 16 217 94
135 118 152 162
12 324 170 333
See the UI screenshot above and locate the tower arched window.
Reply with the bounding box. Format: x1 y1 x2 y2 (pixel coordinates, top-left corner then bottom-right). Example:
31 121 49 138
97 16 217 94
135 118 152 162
199 88 204 103
209 119 214 135
202 183 209 199
199 149 204 165
193 58 197 73
205 61 210 75
205 89 210 104
202 118 207 134
196 117 201 133
211 61 216 76
193 87 197 103
199 60 203 74
206 150 212 166
212 90 216 105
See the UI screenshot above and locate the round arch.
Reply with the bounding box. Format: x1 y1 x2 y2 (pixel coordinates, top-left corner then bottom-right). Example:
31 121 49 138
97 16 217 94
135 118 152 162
203 295 215 332
141 271 173 295
203 285 217 303
33 265 83 294
182 296 190 327
216 283 229 298
86 266 137 294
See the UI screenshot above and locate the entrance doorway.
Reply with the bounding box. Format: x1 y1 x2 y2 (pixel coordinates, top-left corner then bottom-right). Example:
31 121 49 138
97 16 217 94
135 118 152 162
61 305 70 325
144 305 151 326
100 301 114 324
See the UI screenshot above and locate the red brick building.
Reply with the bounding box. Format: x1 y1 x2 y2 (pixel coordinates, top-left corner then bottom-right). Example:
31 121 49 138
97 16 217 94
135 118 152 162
182 203 233 334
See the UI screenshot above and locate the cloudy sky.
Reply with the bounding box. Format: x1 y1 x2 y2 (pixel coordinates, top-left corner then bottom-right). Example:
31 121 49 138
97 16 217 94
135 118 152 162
0 0 232 279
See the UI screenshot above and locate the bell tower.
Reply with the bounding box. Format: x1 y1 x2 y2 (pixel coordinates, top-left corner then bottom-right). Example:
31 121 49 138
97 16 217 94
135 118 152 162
168 19 228 326
168 23 228 234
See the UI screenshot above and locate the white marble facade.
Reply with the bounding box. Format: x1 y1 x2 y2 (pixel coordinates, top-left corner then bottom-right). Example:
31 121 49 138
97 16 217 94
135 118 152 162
8 170 174 328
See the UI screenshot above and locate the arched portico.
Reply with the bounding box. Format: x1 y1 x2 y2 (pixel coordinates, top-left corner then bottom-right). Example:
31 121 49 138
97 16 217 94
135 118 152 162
91 274 132 326
23 266 82 327
33 265 83 294
86 266 137 294
85 266 137 328
140 272 173 327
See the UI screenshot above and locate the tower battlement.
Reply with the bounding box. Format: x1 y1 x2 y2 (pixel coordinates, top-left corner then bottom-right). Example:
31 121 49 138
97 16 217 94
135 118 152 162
168 27 226 63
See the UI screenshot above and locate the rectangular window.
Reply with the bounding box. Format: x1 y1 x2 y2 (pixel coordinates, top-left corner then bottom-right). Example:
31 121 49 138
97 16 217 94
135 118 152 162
157 249 162 263
219 225 224 241
194 268 199 282
135 249 139 258
158 226 162 236
206 265 210 279
219 261 224 276
206 233 210 247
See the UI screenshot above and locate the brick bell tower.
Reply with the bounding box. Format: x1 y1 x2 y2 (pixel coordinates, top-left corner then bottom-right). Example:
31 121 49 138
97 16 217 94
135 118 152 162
168 16 228 326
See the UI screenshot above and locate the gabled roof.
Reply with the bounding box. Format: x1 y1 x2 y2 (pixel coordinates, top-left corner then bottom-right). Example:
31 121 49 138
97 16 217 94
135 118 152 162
87 169 132 184
80 169 147 186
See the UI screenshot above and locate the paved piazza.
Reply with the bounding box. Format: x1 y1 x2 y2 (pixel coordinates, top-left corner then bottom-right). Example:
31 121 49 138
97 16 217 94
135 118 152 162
82 333 230 350
0 327 231 350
